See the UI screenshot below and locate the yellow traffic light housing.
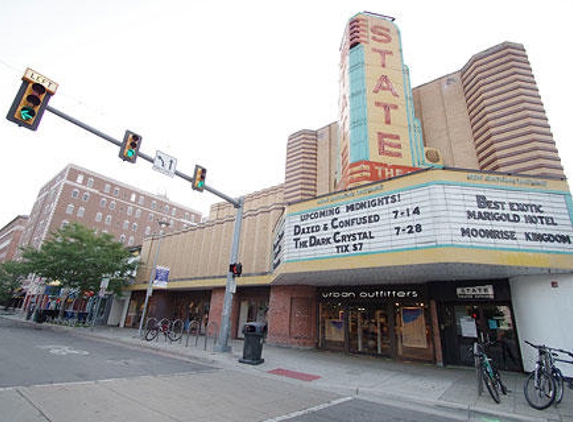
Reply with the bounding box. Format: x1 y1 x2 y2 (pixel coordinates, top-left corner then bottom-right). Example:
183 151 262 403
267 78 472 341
192 165 207 192
6 68 57 131
120 130 142 163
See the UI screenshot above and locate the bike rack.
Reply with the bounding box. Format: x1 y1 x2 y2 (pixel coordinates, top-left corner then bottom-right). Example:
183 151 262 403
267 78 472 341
204 321 219 351
185 320 201 347
170 319 184 343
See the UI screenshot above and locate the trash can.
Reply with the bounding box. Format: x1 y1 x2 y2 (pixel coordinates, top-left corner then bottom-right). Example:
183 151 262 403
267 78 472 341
239 322 267 365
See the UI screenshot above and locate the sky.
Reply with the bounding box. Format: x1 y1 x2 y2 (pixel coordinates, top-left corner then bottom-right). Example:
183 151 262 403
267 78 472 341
1 1 571 228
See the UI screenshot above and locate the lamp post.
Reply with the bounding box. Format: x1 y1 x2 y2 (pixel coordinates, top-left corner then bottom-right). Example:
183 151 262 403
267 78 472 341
137 220 169 337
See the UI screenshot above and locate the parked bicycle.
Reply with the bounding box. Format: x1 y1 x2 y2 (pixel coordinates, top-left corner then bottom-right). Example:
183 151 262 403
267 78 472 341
144 317 183 342
472 341 508 403
524 340 573 409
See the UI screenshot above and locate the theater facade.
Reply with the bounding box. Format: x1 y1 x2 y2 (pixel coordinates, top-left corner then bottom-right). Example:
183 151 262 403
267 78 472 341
123 12 573 371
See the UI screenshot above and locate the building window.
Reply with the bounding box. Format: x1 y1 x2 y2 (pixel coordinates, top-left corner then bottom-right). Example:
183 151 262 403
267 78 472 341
104 184 111 194
135 209 141 218
164 205 169 213
123 220 129 230
171 207 177 217
128 236 135 246
61 220 70 229
109 201 116 210
119 234 126 243
76 174 84 184
87 178 94 188
105 215 112 225
130 192 136 202
131 223 138 232
145 226 151 236
113 187 119 197
148 213 154 222
66 204 74 215
151 200 157 210
139 196 145 206
127 206 133 216
95 212 102 222
82 192 90 202
77 207 85 218
71 189 79 199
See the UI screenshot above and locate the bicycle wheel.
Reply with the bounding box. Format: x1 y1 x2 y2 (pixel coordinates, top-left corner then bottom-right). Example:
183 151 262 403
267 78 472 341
482 367 501 403
552 368 564 405
524 370 555 410
168 319 183 342
493 369 508 395
145 327 158 341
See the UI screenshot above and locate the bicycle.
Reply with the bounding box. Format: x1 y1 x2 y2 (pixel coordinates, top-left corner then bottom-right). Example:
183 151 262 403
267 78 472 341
523 341 558 409
524 340 573 409
472 341 508 403
144 318 183 342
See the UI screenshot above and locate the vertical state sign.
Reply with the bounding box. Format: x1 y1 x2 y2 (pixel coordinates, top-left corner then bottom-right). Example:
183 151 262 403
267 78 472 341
338 13 429 189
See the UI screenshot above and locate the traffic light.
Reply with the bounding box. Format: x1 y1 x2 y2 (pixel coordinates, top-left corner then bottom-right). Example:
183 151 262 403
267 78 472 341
192 165 207 192
6 81 52 131
6 68 57 131
119 130 142 163
230 262 243 277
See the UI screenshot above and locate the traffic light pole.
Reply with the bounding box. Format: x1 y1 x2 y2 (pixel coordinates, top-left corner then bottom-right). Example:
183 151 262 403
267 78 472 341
44 104 244 352
214 196 243 352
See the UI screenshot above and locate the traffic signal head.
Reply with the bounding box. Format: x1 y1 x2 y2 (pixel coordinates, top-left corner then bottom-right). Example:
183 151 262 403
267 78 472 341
120 130 142 163
192 165 207 192
6 69 57 131
230 262 243 277
6 81 52 131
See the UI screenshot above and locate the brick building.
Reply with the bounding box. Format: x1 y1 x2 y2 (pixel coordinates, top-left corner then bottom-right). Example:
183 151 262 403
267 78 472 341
18 163 202 254
126 12 573 371
0 215 28 264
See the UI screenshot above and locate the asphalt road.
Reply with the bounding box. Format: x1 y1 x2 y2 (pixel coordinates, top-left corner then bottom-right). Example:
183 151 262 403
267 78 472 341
0 317 214 388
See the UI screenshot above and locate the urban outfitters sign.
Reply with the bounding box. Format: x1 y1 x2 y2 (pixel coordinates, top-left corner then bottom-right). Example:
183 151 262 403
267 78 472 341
279 183 573 263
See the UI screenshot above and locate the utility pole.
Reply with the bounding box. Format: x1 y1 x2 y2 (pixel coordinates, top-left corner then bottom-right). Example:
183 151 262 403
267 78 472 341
137 220 169 337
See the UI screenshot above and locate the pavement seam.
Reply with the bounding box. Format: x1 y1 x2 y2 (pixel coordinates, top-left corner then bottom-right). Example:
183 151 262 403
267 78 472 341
261 396 353 422
15 387 53 422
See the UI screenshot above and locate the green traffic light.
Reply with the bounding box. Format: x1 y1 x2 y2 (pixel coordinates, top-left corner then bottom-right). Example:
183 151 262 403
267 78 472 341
126 149 135 158
20 106 35 121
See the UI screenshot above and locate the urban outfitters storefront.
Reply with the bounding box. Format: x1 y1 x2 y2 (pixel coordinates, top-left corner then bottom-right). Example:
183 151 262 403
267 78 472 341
318 285 434 363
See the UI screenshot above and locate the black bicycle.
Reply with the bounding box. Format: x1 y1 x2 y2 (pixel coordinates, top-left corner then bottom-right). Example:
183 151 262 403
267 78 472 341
472 341 508 403
524 340 573 409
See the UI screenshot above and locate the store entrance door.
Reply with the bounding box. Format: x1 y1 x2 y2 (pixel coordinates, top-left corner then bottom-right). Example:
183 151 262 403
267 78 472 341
440 303 521 371
348 306 392 357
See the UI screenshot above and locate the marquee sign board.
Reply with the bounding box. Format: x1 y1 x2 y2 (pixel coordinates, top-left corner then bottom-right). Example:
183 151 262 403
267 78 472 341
273 173 573 267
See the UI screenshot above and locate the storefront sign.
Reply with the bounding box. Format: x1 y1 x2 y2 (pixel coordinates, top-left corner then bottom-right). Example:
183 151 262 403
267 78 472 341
456 284 494 299
279 182 573 264
320 287 422 301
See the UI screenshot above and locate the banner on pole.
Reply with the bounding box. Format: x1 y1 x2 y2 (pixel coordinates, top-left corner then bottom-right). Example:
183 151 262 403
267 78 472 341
153 266 170 288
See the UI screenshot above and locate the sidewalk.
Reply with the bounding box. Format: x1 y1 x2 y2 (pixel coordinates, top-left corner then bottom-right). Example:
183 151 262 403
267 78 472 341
2 313 571 421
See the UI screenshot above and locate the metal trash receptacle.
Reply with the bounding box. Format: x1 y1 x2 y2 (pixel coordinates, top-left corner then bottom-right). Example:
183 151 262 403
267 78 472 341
239 322 266 365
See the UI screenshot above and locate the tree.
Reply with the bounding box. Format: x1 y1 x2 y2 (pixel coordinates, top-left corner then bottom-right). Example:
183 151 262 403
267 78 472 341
21 222 137 295
0 260 28 308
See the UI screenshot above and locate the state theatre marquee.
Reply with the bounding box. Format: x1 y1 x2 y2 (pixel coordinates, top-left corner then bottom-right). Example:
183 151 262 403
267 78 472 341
272 170 573 270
